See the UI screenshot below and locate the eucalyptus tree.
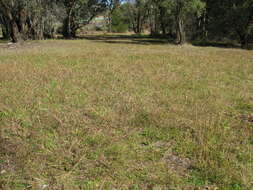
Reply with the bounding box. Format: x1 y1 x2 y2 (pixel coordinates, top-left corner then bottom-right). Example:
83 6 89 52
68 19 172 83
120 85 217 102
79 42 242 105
26 0 64 39
0 0 27 42
160 0 205 44
61 0 107 38
124 0 150 33
123 0 205 42
148 0 161 36
0 0 61 42
148 0 172 36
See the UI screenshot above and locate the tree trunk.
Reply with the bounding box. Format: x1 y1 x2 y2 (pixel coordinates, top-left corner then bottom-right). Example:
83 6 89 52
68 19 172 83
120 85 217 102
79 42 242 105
160 19 166 37
161 24 166 37
150 11 159 36
236 28 250 49
18 8 29 40
0 4 23 43
240 35 249 49
159 6 166 37
176 16 185 45
10 20 23 43
63 17 71 38
67 13 72 38
27 16 44 40
137 14 141 34
63 4 75 39
202 9 208 39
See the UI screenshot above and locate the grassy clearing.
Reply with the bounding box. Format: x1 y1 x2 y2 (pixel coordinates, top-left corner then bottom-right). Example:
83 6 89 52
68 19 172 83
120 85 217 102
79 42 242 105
0 35 252 190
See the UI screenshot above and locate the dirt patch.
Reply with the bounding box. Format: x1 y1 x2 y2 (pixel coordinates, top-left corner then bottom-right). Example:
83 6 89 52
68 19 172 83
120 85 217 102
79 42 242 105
152 141 193 177
243 114 253 123
237 113 253 123
163 152 193 177
0 41 43 50
182 186 218 190
0 40 67 51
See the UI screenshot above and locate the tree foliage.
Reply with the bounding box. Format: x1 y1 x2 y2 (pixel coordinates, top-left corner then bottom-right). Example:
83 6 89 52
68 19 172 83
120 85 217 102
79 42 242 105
61 0 107 38
206 0 253 48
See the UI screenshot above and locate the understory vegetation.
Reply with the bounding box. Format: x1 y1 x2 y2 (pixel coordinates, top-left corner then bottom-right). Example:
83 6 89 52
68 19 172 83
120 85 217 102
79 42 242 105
0 35 252 189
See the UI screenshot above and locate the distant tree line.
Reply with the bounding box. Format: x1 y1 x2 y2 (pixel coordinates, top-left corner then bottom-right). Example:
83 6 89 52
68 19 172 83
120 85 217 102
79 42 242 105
118 0 253 48
0 0 252 48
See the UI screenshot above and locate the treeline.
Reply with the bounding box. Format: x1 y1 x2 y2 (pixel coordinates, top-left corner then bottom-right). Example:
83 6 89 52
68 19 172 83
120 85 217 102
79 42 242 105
0 0 107 42
0 0 252 48
113 0 253 48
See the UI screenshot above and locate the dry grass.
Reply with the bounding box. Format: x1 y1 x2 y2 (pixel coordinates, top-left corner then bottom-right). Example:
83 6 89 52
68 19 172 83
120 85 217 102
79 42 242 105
0 35 252 190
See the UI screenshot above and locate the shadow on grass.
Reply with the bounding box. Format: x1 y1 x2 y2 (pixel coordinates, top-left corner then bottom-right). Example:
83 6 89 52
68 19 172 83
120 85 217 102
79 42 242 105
1 34 251 49
79 34 173 46
192 41 241 49
79 34 251 49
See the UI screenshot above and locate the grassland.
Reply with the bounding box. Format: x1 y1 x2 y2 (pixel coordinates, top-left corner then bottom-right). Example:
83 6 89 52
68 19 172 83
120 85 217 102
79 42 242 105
0 35 252 190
